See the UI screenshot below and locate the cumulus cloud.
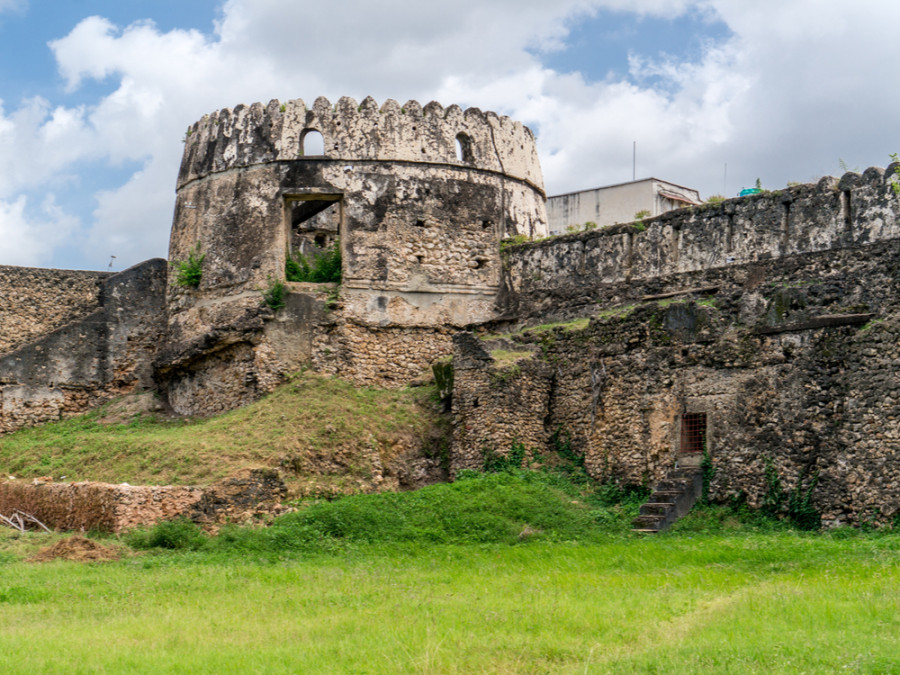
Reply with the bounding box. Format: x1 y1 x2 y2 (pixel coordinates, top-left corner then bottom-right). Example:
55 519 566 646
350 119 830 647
0 194 78 267
4 0 900 269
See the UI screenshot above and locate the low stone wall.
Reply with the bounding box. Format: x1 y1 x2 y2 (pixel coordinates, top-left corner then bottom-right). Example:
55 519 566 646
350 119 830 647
0 265 108 355
0 469 289 533
0 481 203 532
314 320 454 387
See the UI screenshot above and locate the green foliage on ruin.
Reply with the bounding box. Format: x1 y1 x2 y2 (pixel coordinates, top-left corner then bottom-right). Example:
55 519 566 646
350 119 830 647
480 442 528 473
262 278 286 311
173 245 205 288
285 239 342 283
890 153 900 195
499 234 530 250
760 456 821 530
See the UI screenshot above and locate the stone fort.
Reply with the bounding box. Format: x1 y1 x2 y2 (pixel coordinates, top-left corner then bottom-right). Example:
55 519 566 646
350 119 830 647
0 96 897 528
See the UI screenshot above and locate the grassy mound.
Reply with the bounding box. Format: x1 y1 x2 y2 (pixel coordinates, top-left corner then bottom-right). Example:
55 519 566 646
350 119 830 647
0 371 447 489
127 469 646 554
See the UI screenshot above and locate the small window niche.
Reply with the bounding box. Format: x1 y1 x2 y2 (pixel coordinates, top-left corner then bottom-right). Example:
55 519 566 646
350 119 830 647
300 129 325 157
456 133 475 164
679 412 707 456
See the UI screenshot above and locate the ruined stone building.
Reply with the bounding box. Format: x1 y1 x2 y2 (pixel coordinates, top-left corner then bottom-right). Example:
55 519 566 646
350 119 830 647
0 96 898 526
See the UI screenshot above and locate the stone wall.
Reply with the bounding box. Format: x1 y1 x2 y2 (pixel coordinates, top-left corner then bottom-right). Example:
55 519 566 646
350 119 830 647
179 96 544 194
501 167 899 323
162 96 548 409
0 265 108 355
450 333 551 473
0 480 203 532
0 468 288 532
0 260 167 433
313 321 455 387
454 232 900 526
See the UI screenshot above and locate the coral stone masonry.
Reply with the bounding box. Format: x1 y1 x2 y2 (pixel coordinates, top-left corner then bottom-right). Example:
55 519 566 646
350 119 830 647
0 95 898 527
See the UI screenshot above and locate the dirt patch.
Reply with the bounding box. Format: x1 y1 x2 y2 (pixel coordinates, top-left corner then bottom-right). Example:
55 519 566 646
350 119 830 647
29 536 121 563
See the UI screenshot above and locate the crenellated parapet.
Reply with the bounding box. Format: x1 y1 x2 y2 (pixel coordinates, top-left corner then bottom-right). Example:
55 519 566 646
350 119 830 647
178 96 544 193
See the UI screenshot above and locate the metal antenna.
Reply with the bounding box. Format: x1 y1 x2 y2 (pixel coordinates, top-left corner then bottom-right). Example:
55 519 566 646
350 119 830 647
633 141 636 181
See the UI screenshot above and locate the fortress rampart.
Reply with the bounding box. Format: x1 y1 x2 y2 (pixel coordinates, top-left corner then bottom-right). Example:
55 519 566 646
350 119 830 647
0 260 166 433
500 166 899 321
452 165 900 526
0 95 898 528
178 96 544 190
0 265 109 355
162 97 548 414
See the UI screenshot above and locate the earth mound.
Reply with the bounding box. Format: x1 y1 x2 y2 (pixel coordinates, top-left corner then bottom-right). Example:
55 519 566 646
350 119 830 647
30 536 120 563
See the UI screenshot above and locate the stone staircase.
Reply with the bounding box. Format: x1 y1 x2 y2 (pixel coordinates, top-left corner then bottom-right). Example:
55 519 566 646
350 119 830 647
632 466 703 533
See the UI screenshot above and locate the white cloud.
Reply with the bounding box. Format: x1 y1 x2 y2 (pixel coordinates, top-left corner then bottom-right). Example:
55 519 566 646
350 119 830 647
4 0 900 268
0 194 78 267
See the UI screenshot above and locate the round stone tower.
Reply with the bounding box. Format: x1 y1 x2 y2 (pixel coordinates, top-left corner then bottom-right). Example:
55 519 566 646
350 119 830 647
161 96 547 414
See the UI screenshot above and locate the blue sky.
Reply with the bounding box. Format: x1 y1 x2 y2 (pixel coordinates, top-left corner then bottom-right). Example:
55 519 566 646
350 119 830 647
1 0 898 271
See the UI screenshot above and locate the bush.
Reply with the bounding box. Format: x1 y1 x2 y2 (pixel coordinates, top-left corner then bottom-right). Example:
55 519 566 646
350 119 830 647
125 518 208 550
286 240 342 283
173 245 205 288
262 279 286 311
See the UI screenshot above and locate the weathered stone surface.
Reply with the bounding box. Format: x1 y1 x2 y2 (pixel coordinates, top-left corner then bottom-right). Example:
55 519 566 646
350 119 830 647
0 259 167 433
454 232 900 526
0 265 108 355
0 469 294 532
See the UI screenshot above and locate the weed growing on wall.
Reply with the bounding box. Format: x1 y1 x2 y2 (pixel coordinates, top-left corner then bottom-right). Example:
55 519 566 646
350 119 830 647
499 234 530 250
262 278 286 311
173 245 205 288
481 442 528 472
286 240 342 283
762 456 820 530
890 153 900 195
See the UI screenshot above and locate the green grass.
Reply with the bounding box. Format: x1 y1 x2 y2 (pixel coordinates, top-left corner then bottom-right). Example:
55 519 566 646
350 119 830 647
489 348 534 364
1 472 898 672
0 371 445 490
1 528 897 673
480 317 590 342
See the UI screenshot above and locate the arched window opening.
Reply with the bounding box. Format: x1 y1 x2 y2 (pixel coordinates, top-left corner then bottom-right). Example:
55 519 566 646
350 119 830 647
300 129 325 157
456 133 474 163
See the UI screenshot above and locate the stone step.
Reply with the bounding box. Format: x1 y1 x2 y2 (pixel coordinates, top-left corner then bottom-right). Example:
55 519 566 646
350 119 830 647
632 464 704 533
632 514 668 530
639 503 673 516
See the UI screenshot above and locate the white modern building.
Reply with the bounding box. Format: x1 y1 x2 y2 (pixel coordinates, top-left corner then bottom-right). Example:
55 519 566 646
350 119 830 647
547 178 701 235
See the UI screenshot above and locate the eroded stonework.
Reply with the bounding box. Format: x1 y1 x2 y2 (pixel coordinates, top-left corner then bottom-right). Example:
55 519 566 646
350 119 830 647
162 96 547 414
0 94 898 528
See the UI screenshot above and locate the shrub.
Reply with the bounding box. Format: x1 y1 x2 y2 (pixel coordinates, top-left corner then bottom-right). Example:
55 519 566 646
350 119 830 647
173 245 205 288
286 240 342 283
125 518 208 550
262 278 286 311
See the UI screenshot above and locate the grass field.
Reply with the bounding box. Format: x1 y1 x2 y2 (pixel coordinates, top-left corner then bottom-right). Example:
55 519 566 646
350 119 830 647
1 472 898 674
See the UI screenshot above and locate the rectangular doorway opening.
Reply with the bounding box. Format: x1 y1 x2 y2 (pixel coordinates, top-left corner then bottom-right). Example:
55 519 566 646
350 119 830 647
284 193 343 260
